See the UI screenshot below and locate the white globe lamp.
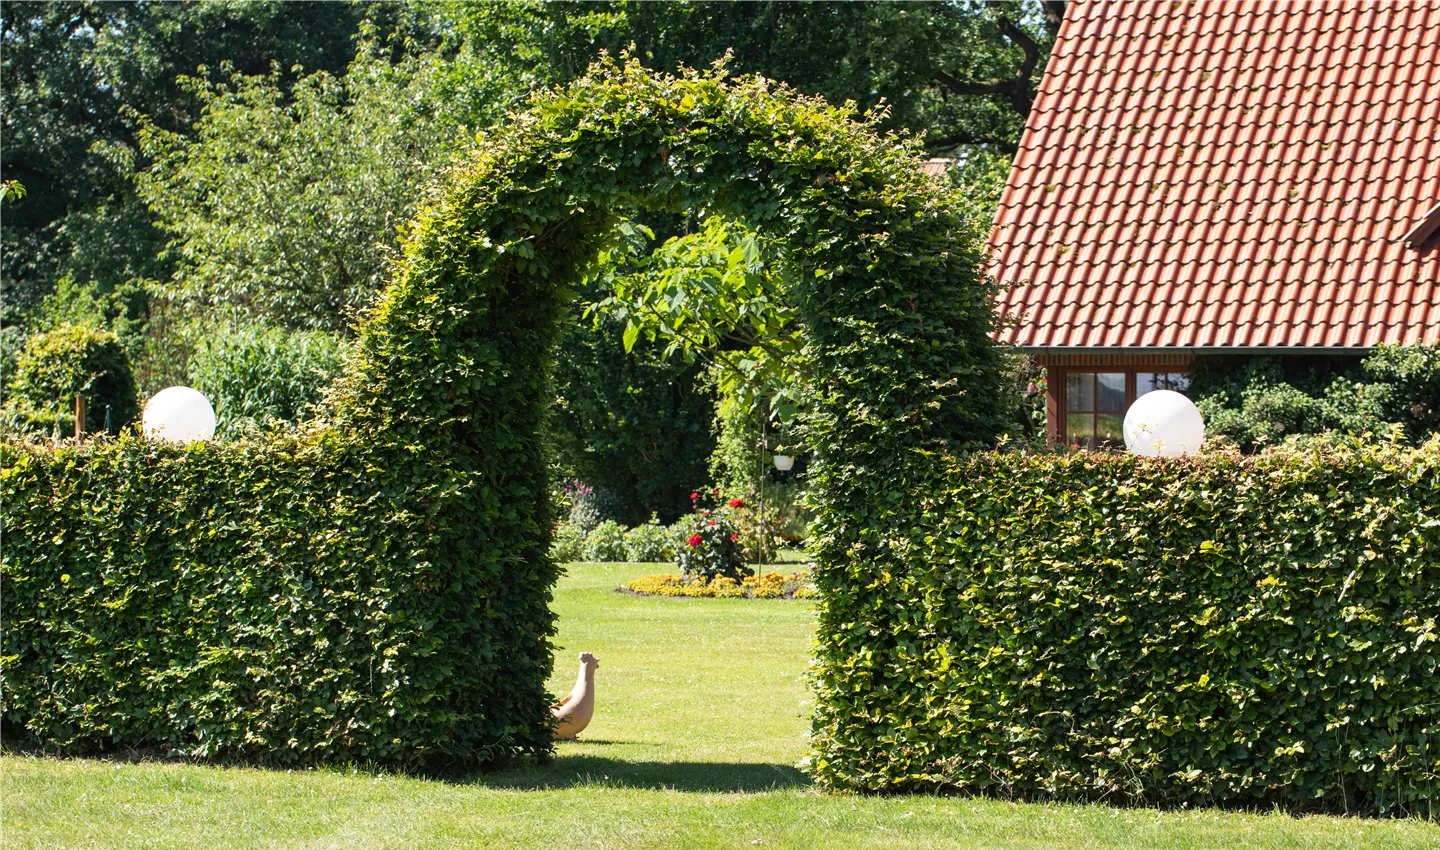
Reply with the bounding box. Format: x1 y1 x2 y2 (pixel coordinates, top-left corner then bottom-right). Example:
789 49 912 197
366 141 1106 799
1123 390 1205 457
143 386 217 443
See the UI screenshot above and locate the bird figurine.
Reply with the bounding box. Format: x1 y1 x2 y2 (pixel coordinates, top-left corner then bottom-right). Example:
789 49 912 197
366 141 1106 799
552 652 599 740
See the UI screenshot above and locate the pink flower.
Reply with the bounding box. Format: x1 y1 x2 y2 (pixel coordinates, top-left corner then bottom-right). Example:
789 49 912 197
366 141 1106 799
690 492 700 501
730 533 740 542
727 498 745 509
687 534 703 547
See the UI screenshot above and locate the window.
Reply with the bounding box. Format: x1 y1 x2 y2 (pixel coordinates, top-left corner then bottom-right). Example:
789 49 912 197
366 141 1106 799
1061 370 1191 449
1065 372 1126 448
1137 372 1190 395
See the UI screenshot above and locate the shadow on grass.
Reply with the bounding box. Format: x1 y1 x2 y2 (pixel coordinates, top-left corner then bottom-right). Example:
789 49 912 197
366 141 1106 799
469 755 810 793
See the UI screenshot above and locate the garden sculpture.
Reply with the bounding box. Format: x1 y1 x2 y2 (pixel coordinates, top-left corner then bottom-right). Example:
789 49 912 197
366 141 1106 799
552 652 599 739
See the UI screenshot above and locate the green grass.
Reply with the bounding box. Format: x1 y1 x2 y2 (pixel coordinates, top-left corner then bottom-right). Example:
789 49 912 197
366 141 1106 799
4 560 1437 849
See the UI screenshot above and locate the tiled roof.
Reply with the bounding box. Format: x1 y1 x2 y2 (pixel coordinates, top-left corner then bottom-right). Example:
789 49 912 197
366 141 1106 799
920 157 956 177
989 0 1440 350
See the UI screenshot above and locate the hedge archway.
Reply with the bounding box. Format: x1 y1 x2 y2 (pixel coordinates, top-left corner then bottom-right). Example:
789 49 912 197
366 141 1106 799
1 60 1005 770
327 58 1007 755
334 58 1006 539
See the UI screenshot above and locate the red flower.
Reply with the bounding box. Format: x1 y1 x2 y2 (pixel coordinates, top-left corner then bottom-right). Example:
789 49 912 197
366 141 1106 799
730 533 740 542
711 489 720 496
727 498 745 508
704 511 712 518
687 534 703 547
690 492 700 501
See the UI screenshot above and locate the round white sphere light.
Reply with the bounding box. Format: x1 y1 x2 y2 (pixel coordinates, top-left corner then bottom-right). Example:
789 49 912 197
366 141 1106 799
143 386 217 443
1123 390 1205 457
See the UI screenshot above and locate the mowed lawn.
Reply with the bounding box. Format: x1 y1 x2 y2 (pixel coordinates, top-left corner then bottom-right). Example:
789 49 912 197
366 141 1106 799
4 561 1437 850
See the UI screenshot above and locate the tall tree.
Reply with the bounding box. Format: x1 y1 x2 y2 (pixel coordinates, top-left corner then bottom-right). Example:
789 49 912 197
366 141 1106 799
0 1 377 321
448 0 1063 153
135 41 489 332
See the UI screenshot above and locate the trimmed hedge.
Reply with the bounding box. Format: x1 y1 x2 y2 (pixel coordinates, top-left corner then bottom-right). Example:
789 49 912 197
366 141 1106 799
808 442 1440 813
1 431 559 767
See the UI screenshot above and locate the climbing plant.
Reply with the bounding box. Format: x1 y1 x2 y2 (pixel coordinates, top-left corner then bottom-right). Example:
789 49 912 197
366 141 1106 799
3 59 1005 768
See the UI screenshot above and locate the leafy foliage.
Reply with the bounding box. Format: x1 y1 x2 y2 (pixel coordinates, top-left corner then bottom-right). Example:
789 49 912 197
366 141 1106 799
590 216 807 423
552 310 715 525
446 1 1062 151
0 325 26 396
809 443 1440 813
135 47 476 332
1 430 560 768
0 0 379 320
623 517 676 563
581 520 629 563
1361 344 1440 436
1191 347 1440 451
547 522 587 564
2 323 137 436
186 326 347 438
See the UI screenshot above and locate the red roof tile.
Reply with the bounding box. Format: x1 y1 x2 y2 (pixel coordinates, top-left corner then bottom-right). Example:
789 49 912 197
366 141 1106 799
989 0 1440 350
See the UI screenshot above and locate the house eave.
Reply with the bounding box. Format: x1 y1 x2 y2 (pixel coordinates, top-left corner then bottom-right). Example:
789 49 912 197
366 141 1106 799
1014 346 1378 355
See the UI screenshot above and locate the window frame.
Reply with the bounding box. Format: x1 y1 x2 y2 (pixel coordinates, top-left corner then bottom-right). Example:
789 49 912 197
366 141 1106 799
1052 367 1191 449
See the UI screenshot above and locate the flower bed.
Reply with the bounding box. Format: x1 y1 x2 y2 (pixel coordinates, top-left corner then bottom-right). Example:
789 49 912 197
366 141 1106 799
624 571 816 599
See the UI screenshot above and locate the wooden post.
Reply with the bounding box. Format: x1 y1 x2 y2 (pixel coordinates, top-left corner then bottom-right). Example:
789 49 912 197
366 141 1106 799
74 394 86 440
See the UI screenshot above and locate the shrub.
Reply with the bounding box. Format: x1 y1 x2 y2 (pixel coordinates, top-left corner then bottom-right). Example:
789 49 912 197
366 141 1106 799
1 431 559 767
674 493 746 581
1362 343 1440 436
808 443 1440 814
1192 346 1440 450
626 571 815 599
549 521 587 563
0 323 26 395
623 515 674 563
187 325 347 437
553 310 715 525
3 323 137 436
582 519 629 562
562 479 603 531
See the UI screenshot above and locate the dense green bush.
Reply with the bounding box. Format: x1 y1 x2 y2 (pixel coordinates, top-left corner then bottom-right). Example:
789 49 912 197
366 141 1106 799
2 324 137 436
1362 344 1440 436
0 323 26 394
623 516 675 563
553 310 715 525
1 431 559 767
1192 345 1440 450
809 443 1440 813
581 519 630 563
186 326 347 437
548 522 587 563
